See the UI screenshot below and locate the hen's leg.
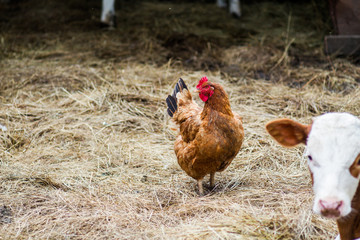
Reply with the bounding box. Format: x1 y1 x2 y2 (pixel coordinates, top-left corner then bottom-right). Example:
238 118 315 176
210 172 215 188
197 179 204 196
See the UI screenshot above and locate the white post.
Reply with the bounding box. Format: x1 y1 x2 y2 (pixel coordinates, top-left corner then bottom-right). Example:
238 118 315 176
229 0 241 17
101 0 115 25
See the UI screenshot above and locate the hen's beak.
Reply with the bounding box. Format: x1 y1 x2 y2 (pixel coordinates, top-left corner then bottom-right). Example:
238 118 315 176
194 89 200 93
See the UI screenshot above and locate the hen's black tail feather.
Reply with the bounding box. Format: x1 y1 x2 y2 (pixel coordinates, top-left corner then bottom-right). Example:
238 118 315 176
172 78 188 98
166 78 188 117
166 95 176 117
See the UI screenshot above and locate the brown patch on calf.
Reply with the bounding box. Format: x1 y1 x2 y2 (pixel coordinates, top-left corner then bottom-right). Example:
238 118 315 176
266 119 312 147
350 154 360 178
337 182 360 239
336 154 360 239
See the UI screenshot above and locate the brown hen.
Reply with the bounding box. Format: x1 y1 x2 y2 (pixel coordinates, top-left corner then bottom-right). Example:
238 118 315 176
166 77 244 195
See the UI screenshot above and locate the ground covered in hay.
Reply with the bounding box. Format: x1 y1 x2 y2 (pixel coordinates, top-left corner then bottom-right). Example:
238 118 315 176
1 0 360 239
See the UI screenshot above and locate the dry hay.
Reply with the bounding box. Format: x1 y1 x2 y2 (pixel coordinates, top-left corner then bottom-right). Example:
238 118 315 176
1 0 360 239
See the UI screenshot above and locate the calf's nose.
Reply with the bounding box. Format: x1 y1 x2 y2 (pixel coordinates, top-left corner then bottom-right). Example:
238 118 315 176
319 199 343 218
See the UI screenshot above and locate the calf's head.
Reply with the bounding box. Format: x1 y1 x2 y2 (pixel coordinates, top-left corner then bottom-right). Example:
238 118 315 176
266 113 360 219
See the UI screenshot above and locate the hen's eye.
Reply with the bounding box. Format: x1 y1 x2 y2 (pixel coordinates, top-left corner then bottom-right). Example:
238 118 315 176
308 156 313 161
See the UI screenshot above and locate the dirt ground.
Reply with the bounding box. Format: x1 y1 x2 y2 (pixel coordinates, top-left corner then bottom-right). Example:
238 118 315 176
1 0 360 239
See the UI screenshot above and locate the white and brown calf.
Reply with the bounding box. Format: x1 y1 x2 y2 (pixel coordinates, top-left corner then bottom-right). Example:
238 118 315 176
266 113 360 240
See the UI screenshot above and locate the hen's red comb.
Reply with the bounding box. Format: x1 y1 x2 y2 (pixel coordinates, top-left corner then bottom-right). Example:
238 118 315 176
196 76 208 89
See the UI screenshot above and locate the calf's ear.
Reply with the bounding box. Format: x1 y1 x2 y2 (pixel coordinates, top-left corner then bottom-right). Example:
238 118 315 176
266 119 311 147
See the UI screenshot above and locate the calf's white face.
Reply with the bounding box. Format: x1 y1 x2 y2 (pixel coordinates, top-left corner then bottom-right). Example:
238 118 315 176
266 113 360 219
